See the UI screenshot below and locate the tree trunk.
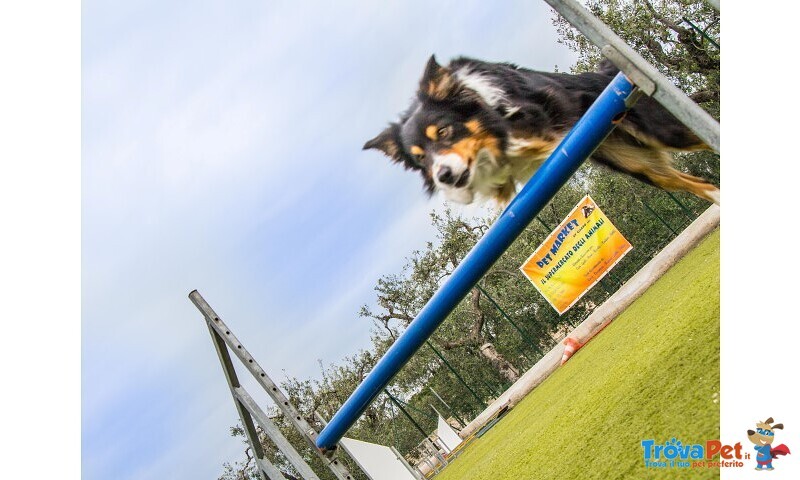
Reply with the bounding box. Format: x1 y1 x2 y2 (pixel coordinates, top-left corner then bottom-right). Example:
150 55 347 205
479 342 520 382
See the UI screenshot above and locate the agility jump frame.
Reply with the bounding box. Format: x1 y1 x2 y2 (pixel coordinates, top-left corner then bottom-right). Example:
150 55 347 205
191 292 357 480
315 0 720 452
192 0 720 475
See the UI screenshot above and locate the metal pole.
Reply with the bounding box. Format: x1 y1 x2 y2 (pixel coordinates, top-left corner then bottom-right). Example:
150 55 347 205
385 390 430 442
425 438 448 468
429 387 466 428
544 0 719 152
480 379 502 398
641 198 678 236
682 17 720 50
535 215 553 232
429 387 452 412
666 191 696 222
204 321 281 480
390 446 426 480
316 73 639 450
426 341 485 408
429 404 458 434
477 285 544 357
233 387 321 480
190 291 355 479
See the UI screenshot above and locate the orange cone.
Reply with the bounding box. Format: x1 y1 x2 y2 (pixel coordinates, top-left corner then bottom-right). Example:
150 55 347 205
561 337 583 365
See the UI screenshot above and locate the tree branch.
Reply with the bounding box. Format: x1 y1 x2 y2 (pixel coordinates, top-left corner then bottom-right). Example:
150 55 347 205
642 0 688 35
643 0 718 72
239 446 254 480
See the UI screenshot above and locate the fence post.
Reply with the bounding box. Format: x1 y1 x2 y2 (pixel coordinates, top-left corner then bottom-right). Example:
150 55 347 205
640 197 679 236
666 191 697 222
385 390 430 442
477 285 544 358
429 387 467 428
426 340 486 409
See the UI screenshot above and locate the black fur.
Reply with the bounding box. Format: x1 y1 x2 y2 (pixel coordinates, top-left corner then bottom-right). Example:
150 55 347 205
365 55 718 205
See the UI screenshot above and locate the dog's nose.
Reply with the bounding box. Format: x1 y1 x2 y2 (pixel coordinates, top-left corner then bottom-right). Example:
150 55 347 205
747 430 755 436
438 166 455 185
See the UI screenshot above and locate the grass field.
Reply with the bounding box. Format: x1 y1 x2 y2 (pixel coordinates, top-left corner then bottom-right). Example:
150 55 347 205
436 229 720 480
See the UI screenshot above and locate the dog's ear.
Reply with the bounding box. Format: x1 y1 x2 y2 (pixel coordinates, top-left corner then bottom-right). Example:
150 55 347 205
363 123 403 161
772 423 784 430
419 55 482 106
765 417 774 424
419 55 456 101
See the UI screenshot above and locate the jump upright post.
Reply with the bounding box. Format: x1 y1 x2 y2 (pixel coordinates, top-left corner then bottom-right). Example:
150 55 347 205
315 72 640 451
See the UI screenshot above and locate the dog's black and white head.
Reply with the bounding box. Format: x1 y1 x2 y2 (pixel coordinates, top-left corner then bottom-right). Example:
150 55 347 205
364 55 517 205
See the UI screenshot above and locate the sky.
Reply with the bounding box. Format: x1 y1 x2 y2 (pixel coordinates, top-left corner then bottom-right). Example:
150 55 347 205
81 2 579 479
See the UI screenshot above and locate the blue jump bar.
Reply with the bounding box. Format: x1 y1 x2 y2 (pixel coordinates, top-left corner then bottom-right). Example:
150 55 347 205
316 72 637 450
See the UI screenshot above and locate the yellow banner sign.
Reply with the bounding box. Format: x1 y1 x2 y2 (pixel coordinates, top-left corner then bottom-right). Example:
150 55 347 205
520 195 632 314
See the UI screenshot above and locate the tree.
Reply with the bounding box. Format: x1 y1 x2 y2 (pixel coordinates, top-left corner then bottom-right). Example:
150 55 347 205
552 0 720 115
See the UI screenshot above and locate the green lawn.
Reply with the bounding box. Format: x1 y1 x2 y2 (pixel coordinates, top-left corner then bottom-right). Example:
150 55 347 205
436 229 720 480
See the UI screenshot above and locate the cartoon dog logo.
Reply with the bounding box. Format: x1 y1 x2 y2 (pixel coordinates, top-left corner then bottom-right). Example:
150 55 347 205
581 204 595 218
747 417 791 471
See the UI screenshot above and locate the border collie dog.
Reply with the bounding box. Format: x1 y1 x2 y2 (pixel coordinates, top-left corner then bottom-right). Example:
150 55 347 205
364 56 719 206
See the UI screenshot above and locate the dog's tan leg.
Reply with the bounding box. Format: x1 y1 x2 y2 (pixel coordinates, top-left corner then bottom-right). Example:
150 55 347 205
647 169 720 205
595 140 720 205
678 171 719 205
491 180 517 208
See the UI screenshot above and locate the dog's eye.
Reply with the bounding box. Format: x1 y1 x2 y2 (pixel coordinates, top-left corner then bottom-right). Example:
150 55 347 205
438 126 451 139
413 153 425 164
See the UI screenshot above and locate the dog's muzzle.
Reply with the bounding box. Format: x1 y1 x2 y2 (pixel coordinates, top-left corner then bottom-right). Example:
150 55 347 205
437 166 470 188
433 152 471 189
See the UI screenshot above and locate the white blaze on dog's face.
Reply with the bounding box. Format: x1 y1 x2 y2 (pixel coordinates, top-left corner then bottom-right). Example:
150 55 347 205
431 151 473 203
363 55 514 205
431 146 505 204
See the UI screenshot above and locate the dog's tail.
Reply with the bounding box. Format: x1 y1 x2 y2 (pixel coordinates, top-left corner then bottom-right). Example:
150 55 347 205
596 58 619 77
